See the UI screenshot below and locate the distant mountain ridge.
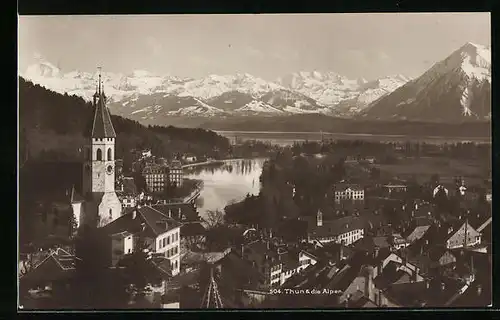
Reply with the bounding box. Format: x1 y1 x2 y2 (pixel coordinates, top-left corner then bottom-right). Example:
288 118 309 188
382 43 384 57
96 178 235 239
21 42 490 123
21 59 410 120
363 42 491 121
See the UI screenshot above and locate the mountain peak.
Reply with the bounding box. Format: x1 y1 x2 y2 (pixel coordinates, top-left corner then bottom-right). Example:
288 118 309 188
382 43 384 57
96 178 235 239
365 42 491 121
24 60 61 79
461 41 488 50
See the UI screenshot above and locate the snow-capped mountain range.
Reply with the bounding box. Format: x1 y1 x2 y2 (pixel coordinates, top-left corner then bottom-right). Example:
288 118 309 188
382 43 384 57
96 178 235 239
20 42 490 122
363 42 491 121
20 58 409 119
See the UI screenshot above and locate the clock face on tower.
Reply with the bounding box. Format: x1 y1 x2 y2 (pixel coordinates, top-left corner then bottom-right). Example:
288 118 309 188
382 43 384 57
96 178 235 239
106 165 114 175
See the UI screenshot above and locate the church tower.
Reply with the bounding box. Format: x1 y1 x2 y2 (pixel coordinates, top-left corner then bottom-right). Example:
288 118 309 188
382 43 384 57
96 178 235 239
82 69 122 228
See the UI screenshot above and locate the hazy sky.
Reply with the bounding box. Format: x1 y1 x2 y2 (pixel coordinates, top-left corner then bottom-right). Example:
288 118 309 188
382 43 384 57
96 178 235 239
18 13 490 81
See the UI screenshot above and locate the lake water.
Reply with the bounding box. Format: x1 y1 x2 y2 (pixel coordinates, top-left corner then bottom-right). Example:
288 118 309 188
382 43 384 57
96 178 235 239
216 131 492 146
184 158 266 218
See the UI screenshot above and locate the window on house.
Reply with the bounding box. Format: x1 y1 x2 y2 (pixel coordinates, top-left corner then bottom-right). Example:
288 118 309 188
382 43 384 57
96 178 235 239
109 209 112 219
96 148 102 161
107 148 112 161
167 236 170 245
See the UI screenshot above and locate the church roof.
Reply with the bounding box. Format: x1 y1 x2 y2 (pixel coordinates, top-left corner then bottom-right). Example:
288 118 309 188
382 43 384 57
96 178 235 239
91 93 116 138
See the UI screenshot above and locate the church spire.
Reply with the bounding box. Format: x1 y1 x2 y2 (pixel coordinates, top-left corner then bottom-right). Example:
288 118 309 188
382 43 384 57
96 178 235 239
98 66 102 95
93 83 99 106
90 67 116 138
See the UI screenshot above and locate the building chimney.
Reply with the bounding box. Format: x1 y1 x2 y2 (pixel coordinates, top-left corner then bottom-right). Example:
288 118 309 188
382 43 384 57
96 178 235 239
267 241 270 250
441 282 445 291
425 279 430 289
132 210 137 219
168 209 172 218
477 285 482 296
373 247 380 258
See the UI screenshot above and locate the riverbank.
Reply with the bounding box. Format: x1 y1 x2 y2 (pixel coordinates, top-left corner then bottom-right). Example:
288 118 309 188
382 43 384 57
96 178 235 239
182 158 252 169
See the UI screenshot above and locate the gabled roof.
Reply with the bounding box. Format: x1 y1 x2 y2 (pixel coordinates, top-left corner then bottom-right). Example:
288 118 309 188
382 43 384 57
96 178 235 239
406 225 431 243
374 261 412 289
20 248 78 284
181 222 206 237
102 206 181 239
353 236 391 252
383 276 464 307
324 262 363 293
445 220 481 242
91 94 116 138
152 203 199 222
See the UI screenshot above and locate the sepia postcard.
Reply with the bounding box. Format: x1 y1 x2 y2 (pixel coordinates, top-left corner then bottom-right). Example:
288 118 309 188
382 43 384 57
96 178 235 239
18 13 492 310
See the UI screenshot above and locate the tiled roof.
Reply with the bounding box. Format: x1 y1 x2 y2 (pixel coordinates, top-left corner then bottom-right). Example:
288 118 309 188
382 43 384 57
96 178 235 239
20 248 77 284
138 206 182 236
308 215 365 239
102 206 181 238
353 236 391 252
374 261 411 289
142 164 167 175
324 262 363 293
167 269 200 289
152 203 199 222
334 183 364 192
281 252 300 271
383 277 464 307
219 252 265 290
181 222 206 237
91 94 116 138
406 225 431 243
